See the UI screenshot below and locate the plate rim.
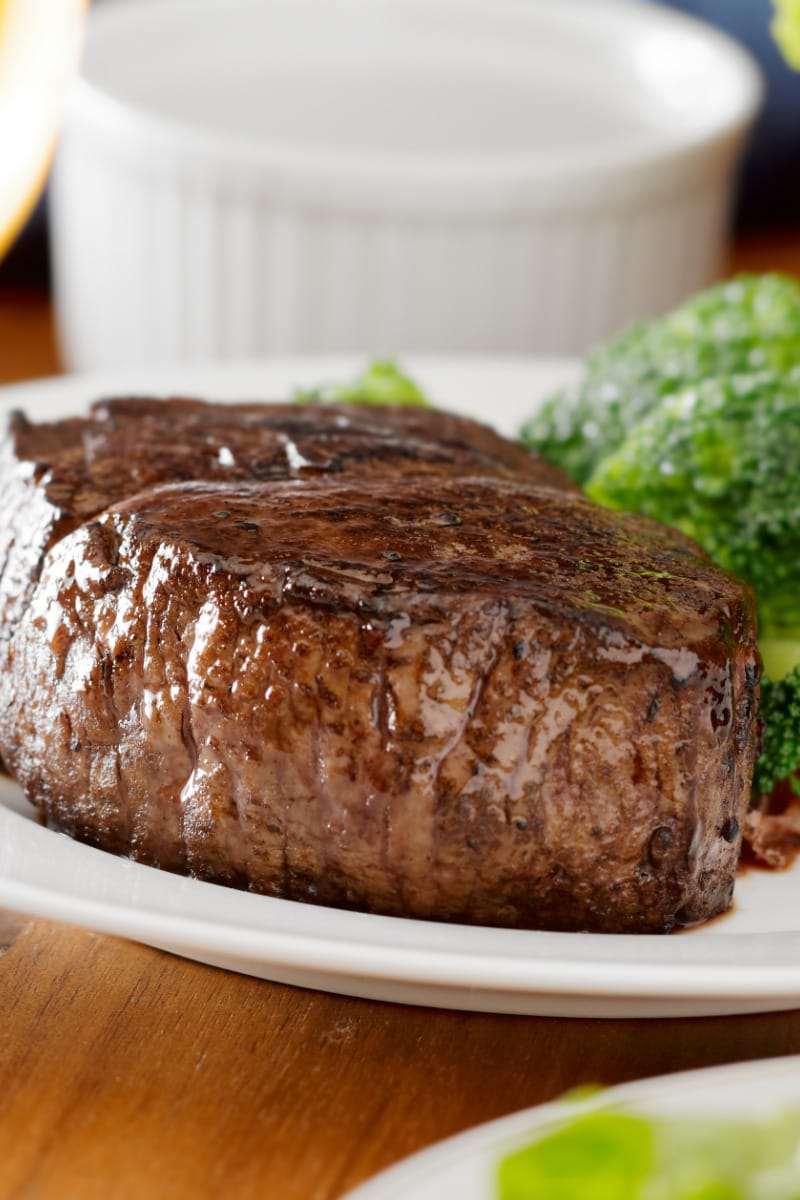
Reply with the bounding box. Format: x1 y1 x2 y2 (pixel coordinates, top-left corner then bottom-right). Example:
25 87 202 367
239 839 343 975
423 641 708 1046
5 799 800 1005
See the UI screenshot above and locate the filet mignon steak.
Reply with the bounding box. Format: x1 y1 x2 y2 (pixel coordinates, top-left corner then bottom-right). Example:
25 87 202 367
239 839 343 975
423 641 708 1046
1 471 760 933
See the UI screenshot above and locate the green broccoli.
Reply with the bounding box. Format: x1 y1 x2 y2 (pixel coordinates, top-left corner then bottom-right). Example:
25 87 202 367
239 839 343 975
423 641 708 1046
582 368 800 798
584 371 800 657
522 276 800 799
521 274 800 484
294 360 432 408
753 666 800 799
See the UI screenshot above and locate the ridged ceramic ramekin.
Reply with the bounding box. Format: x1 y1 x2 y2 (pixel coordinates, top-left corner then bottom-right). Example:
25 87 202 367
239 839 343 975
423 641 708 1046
50 0 762 370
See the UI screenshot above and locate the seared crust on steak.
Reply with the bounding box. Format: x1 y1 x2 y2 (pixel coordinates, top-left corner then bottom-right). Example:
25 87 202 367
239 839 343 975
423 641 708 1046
1 475 760 933
0 398 573 651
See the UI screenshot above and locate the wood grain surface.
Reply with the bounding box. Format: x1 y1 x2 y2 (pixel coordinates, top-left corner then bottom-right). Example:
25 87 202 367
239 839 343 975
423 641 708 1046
2 918 800 1200
0 288 60 383
0 246 798 1199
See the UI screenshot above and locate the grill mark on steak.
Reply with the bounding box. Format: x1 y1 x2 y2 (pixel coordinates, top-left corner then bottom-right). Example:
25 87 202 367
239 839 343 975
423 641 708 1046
0 470 761 933
0 398 572 649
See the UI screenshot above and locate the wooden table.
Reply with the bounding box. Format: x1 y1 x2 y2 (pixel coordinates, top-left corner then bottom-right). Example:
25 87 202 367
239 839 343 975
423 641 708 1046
1 245 800 1199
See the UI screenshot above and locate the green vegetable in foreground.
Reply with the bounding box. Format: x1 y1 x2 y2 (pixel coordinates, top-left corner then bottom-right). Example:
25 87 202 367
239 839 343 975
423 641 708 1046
497 1105 800 1199
294 360 432 408
522 275 800 485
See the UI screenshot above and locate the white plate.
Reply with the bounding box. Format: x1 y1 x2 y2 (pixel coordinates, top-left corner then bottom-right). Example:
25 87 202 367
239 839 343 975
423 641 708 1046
1 354 798 1020
344 1056 800 1200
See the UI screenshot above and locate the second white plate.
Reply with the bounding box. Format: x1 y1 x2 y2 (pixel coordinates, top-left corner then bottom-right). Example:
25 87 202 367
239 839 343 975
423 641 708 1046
344 1057 800 1200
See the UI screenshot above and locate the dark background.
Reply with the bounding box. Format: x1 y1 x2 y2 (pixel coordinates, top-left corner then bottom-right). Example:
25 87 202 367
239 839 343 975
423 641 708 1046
3 0 799 287
664 0 800 229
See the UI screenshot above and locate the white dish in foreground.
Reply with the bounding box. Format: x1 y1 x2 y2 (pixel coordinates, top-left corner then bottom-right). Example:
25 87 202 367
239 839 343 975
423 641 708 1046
344 1057 800 1200
0 355 797 1020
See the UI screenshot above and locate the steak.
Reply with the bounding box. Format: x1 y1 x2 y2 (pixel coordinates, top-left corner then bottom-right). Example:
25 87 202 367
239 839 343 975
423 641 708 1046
0 397 573 652
0 471 760 933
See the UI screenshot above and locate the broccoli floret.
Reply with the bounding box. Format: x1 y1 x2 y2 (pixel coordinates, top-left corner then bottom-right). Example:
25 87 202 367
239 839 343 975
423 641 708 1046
294 360 431 408
522 274 800 483
521 274 800 803
753 665 800 799
585 371 800 645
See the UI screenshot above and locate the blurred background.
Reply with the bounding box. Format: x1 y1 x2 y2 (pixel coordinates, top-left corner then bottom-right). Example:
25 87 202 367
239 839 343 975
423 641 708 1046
0 0 796 379
4 0 798 293
663 0 800 227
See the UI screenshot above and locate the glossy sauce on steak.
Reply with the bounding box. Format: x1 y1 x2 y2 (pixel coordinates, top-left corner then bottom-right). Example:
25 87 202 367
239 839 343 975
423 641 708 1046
1 471 760 933
0 398 573 651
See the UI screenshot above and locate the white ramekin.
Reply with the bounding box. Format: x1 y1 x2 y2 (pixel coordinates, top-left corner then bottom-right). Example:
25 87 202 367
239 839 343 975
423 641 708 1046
50 0 762 370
